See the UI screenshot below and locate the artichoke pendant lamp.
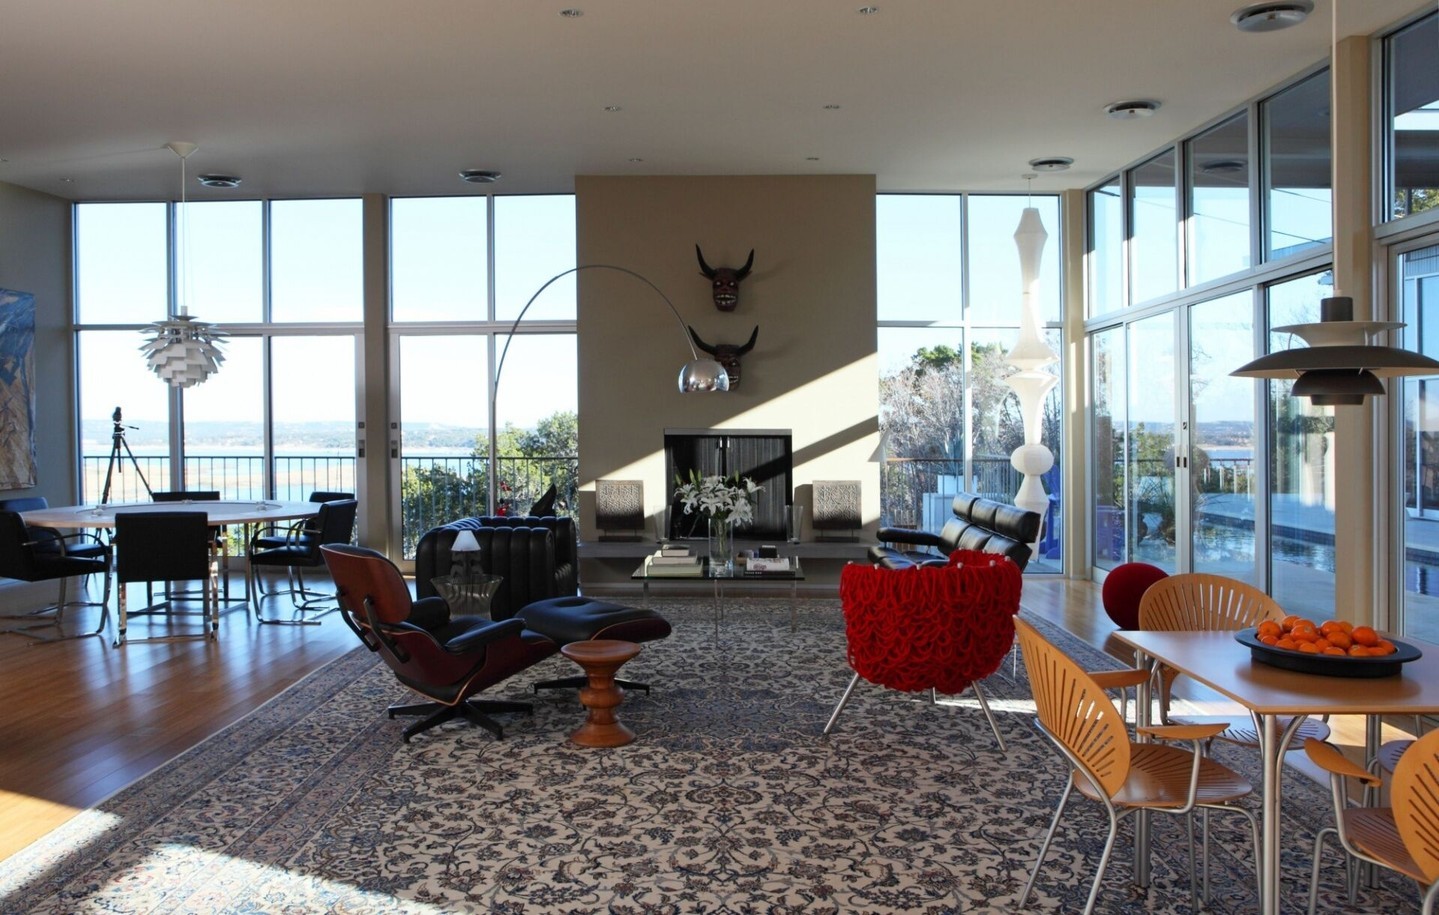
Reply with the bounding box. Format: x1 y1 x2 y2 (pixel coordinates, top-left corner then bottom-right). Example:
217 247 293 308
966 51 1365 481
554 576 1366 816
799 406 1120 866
139 141 227 388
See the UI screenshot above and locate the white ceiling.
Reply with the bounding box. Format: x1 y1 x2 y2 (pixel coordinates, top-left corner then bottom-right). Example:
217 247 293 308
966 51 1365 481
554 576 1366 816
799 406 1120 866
0 0 1425 201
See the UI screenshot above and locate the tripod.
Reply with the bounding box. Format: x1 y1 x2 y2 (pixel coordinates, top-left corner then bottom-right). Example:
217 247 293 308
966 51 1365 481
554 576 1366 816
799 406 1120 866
100 407 154 505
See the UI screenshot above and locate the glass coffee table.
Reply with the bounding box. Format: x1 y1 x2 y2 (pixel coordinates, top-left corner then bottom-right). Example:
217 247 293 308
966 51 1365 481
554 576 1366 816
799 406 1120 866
631 557 805 634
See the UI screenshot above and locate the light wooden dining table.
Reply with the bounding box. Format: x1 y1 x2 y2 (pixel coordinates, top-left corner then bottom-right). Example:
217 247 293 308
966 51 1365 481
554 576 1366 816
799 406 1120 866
1112 628 1439 915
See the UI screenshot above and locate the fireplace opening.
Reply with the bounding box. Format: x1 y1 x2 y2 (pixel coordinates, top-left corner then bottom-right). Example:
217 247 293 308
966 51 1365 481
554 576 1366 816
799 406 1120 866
664 429 793 541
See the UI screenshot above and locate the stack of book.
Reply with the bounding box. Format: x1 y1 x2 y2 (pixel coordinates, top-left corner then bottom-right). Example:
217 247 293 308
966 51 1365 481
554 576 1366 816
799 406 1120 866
645 545 703 576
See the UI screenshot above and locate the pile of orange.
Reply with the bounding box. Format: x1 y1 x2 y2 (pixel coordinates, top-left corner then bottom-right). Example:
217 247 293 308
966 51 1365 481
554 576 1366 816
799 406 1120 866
1255 616 1397 657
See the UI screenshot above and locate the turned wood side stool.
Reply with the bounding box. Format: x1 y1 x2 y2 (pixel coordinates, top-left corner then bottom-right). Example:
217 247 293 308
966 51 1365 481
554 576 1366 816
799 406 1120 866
559 639 642 747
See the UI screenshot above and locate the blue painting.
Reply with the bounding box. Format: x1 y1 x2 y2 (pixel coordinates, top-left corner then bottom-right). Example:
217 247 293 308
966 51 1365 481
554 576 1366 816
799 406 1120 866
0 289 36 489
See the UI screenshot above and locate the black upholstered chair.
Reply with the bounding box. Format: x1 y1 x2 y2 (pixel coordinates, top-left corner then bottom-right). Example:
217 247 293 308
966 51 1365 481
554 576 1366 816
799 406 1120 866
0 497 109 564
151 490 232 600
113 510 216 646
251 491 355 551
0 509 111 642
246 498 357 624
321 544 558 742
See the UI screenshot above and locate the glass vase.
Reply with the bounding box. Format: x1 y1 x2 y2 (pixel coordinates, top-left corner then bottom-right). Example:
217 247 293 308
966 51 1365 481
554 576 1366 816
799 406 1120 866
708 516 735 572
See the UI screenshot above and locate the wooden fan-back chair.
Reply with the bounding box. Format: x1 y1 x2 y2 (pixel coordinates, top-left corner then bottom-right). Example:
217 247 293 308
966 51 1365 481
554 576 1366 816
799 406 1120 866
823 552 1022 749
1111 572 1331 748
1015 617 1260 915
1305 730 1439 914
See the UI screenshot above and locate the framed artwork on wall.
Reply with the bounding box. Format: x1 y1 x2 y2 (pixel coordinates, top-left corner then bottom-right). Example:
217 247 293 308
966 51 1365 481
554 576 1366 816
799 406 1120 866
0 289 37 489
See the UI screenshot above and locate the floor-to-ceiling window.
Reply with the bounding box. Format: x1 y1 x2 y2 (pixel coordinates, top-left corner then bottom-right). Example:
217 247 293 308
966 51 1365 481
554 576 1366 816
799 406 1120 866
876 192 1063 572
389 194 577 557
1084 62 1335 591
74 199 361 506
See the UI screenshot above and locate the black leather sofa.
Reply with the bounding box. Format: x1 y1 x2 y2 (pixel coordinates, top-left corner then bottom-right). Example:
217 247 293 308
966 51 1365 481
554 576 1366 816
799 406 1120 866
413 518 672 692
415 515 577 611
869 493 1042 571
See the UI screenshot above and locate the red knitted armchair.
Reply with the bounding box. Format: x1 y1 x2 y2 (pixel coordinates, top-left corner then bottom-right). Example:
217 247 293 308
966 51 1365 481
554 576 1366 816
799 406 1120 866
823 550 1024 748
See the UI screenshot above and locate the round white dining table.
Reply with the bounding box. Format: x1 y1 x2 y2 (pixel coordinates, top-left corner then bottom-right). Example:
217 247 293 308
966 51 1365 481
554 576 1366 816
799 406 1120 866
21 500 320 530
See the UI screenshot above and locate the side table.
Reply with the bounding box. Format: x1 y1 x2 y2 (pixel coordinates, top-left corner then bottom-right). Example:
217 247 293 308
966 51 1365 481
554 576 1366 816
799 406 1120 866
559 639 642 747
431 572 502 617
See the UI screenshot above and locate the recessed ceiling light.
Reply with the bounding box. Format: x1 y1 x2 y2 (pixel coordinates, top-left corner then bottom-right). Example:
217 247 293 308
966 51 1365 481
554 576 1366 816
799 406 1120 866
823 104 842 110
559 8 583 18
1201 159 1247 175
604 105 623 112
196 174 241 188
1027 157 1073 172
1230 1 1312 33
858 6 879 14
459 169 502 184
1105 99 1160 119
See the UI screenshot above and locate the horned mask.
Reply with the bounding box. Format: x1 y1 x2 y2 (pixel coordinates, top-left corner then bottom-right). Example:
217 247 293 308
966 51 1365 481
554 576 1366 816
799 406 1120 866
695 245 754 312
688 326 758 389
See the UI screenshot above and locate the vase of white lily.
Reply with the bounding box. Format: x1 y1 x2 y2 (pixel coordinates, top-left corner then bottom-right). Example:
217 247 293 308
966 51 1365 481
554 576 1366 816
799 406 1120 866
674 471 761 572
708 516 735 572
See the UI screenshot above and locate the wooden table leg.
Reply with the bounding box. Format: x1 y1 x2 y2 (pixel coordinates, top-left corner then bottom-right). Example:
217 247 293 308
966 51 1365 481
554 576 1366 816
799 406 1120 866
559 639 642 747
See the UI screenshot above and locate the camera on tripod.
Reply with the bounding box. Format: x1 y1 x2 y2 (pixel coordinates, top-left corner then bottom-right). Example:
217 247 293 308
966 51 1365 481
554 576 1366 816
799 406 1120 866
101 406 152 504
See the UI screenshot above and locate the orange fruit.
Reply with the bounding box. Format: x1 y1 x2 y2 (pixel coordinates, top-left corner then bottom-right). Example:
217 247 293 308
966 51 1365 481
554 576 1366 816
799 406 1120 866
1374 640 1397 656
1259 634 1280 646
1297 642 1321 654
1348 645 1370 657
1257 620 1282 640
1319 620 1348 635
1351 626 1380 647
1276 637 1298 651
1313 637 1332 651
1325 631 1352 650
1281 615 1308 632
1290 625 1319 643
1322 646 1347 656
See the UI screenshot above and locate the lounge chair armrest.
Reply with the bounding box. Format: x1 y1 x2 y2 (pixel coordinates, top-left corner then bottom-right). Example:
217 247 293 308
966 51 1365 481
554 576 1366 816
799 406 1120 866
1138 722 1229 742
443 617 527 654
1305 737 1382 786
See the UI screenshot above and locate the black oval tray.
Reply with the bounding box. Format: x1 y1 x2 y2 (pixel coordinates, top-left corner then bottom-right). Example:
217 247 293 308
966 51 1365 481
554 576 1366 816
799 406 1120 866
1235 628 1422 678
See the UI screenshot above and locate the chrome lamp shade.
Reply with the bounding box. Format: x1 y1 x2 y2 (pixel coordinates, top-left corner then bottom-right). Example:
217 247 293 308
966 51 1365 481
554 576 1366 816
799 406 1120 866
679 357 730 392
139 312 227 388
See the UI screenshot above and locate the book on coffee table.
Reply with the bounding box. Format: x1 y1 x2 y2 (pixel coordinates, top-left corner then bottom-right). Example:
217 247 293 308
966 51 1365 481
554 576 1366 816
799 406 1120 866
643 557 705 576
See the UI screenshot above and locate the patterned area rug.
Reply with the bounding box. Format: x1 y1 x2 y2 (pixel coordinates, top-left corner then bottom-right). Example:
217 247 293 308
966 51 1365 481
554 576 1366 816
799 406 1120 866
0 598 1419 914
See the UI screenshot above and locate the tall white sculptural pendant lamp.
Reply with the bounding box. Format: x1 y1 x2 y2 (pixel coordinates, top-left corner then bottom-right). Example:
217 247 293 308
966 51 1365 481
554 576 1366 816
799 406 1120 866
1004 180 1059 557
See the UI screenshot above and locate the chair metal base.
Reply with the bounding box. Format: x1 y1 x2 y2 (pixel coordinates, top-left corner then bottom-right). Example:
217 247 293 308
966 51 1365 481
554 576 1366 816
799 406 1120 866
249 565 337 624
0 574 111 643
822 671 1007 750
388 698 534 742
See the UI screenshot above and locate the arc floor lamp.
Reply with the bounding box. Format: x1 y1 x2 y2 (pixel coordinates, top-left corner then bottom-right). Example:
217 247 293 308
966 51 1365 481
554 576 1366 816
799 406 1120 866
487 264 729 515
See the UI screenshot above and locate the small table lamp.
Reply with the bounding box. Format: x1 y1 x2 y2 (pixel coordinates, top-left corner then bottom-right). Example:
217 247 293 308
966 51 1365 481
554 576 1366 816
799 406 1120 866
451 529 481 578
438 530 502 617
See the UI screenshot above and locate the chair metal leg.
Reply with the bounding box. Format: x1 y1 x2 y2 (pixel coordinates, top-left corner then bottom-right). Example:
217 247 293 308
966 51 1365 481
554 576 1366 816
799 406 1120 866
1 575 110 643
1081 809 1122 915
823 672 862 735
969 680 1006 752
1020 777 1075 906
1308 826 1336 915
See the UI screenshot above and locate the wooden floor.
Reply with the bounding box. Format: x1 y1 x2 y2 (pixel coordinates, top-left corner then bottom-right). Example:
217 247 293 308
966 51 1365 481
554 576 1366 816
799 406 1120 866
0 574 356 861
0 573 1406 864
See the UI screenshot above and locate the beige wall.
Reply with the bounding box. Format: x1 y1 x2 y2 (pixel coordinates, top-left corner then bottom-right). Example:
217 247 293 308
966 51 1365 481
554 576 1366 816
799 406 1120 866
574 175 880 543
0 180 76 507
